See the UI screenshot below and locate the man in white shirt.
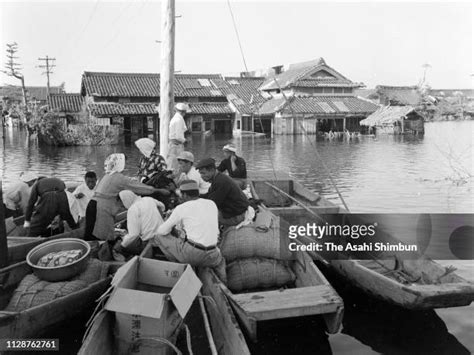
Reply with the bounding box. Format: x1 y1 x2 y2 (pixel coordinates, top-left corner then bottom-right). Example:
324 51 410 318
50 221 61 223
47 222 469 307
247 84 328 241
3 172 38 218
175 151 210 195
154 180 226 281
114 190 166 255
167 103 190 174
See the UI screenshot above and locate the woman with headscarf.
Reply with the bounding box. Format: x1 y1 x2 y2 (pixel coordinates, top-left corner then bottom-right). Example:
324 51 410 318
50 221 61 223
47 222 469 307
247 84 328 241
135 138 167 182
84 153 159 241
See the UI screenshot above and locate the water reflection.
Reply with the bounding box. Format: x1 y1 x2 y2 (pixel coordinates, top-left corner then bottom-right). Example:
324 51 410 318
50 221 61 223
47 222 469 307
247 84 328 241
2 122 473 214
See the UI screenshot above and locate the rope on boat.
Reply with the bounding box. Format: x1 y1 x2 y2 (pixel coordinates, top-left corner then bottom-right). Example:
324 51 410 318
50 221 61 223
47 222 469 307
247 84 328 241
198 293 218 355
133 337 182 355
264 181 325 223
271 77 351 212
84 284 115 336
184 324 194 355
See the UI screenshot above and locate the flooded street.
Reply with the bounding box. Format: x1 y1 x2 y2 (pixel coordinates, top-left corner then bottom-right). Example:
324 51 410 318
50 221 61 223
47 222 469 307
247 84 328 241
1 120 473 354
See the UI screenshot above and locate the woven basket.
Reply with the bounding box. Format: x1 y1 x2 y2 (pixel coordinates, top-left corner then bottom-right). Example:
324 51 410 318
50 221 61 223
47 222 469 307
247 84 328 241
5 259 108 312
226 258 296 292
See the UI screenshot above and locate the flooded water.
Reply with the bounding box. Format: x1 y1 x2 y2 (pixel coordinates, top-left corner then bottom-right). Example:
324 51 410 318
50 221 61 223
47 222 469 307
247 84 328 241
1 120 473 354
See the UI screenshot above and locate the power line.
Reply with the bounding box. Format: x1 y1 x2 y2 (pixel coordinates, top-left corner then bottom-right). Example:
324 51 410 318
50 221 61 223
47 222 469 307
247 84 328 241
37 56 56 98
226 0 249 73
56 0 101 60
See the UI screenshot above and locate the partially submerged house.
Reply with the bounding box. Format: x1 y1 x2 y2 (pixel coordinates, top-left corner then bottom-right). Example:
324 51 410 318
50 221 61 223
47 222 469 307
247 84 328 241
48 93 84 122
0 85 64 107
254 58 379 134
369 85 422 106
80 72 235 136
359 106 425 135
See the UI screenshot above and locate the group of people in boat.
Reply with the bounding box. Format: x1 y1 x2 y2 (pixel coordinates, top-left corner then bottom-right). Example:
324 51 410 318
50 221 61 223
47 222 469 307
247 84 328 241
2 103 253 280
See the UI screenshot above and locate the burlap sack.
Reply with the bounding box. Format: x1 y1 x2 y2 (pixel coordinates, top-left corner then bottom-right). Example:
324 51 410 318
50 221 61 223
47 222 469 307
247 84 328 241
226 257 296 292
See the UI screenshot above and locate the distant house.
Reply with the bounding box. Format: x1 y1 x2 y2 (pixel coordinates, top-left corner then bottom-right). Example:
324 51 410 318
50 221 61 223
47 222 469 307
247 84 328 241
48 93 84 121
360 106 424 135
80 72 235 136
369 85 422 106
0 85 64 106
252 58 378 135
217 77 270 134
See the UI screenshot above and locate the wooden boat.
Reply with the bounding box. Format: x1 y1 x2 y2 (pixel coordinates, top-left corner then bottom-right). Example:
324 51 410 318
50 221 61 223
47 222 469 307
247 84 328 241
79 244 222 355
250 178 474 309
0 258 123 338
211 210 343 343
5 211 127 267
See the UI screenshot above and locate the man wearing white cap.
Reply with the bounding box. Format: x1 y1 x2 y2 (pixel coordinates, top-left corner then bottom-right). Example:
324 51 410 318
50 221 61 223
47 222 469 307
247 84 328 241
175 151 210 195
3 172 38 218
167 103 191 174
217 144 247 189
155 180 226 281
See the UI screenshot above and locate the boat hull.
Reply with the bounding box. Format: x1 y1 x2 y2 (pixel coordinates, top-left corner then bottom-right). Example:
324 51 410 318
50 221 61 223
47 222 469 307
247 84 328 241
251 178 474 310
0 260 121 339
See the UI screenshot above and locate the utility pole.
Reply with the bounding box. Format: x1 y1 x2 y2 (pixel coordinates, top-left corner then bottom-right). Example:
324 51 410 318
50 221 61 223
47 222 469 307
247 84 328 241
2 43 28 108
159 0 175 157
0 180 8 268
37 56 56 98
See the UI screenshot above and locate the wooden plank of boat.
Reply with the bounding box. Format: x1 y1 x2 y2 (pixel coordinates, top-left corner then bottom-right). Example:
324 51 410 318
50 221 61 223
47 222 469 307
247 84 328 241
198 268 251 355
217 212 343 342
251 178 474 309
0 259 123 338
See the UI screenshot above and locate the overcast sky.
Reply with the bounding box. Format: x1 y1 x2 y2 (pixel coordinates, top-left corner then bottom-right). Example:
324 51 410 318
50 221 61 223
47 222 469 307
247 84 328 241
1 1 472 92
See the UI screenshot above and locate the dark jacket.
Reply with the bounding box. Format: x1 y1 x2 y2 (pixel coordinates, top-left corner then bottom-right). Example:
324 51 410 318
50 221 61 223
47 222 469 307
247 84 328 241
203 172 249 218
25 177 78 237
217 156 247 179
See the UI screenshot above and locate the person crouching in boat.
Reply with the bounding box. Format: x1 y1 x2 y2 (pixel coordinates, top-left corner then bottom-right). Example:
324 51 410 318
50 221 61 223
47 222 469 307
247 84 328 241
217 144 247 190
3 172 38 218
196 158 252 228
72 171 97 222
113 190 166 256
135 138 167 183
84 153 160 241
154 180 226 281
23 177 79 237
174 151 210 195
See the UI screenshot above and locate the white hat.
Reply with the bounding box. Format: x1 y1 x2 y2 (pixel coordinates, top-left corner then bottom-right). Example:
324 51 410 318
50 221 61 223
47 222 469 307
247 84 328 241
177 151 195 163
20 172 38 183
175 103 191 113
222 144 237 153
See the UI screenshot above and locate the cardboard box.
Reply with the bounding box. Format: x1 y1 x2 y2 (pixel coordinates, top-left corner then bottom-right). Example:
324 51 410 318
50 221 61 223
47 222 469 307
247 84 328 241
104 256 202 355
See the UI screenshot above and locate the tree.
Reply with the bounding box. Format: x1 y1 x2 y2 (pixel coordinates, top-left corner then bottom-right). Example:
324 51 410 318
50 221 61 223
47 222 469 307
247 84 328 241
2 43 28 109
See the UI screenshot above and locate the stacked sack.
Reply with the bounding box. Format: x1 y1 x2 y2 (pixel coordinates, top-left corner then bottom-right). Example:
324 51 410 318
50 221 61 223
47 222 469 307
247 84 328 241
220 209 296 292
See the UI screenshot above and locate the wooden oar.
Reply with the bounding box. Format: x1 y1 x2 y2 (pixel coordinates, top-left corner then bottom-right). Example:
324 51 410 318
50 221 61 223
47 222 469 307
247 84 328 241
263 182 325 223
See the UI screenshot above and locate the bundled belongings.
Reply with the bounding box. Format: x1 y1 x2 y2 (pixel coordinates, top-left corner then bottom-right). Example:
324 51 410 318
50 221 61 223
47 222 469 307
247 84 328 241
5 259 109 312
226 258 296 292
220 224 293 262
144 170 178 210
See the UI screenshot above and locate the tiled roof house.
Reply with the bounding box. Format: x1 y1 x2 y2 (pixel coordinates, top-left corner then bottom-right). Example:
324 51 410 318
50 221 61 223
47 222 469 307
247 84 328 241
253 58 379 134
80 72 235 135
